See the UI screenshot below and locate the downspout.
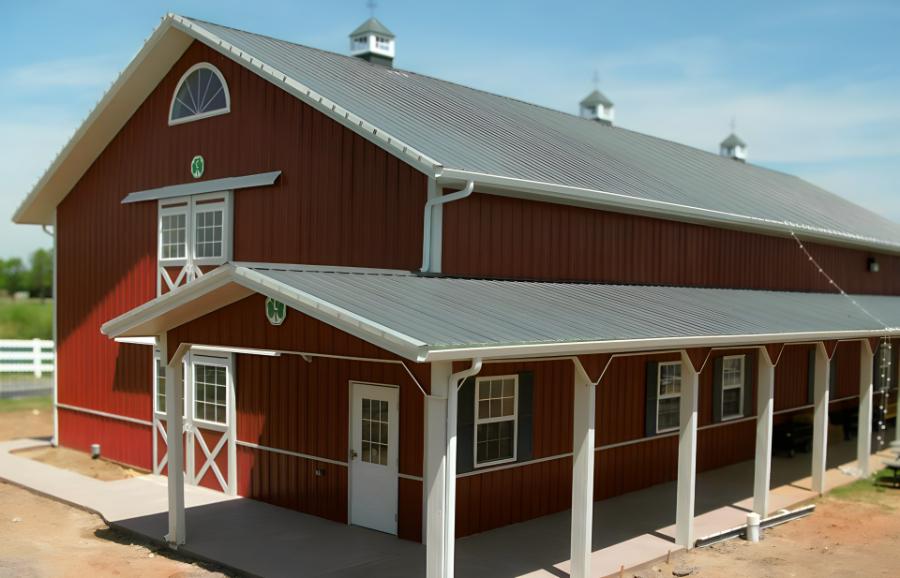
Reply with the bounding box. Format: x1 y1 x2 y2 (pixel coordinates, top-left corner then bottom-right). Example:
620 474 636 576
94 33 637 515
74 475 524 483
444 357 482 577
421 180 475 273
42 222 57 447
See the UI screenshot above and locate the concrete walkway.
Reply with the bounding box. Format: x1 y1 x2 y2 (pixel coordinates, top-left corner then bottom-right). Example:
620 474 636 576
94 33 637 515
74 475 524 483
0 436 888 578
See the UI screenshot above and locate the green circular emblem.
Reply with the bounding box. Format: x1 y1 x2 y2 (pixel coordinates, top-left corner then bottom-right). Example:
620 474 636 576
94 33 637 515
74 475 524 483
190 155 205 179
265 297 287 326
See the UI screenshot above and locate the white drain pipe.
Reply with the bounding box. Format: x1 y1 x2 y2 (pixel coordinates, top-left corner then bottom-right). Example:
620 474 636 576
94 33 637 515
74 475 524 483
421 180 475 273
444 358 482 577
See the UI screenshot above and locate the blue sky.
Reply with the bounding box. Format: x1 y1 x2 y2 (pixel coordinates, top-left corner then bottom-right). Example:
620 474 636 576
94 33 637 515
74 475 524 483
2 0 899 258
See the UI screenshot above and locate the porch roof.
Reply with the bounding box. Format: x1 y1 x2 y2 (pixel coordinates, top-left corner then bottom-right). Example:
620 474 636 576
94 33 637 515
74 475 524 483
101 263 900 362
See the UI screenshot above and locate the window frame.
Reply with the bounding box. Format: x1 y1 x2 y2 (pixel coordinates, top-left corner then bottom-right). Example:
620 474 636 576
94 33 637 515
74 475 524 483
473 374 519 468
152 351 187 418
720 354 746 421
656 361 682 434
190 353 234 431
157 192 232 268
168 63 231 126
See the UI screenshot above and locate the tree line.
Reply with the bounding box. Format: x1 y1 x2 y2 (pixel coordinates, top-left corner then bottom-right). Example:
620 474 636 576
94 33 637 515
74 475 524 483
0 248 52 300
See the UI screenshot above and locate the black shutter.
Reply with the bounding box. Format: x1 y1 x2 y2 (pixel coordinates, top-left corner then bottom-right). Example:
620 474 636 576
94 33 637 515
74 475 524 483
645 361 659 436
516 372 534 463
829 356 837 398
712 356 724 423
456 377 476 474
743 352 755 418
807 348 816 404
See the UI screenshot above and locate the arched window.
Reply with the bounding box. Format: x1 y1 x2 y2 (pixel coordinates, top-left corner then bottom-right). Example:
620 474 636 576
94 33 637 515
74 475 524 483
169 63 230 125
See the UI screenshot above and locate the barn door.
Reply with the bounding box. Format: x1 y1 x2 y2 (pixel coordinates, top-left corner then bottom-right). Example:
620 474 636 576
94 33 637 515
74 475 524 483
153 351 236 496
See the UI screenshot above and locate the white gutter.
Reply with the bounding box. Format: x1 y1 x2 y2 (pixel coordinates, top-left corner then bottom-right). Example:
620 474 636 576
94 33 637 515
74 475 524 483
435 168 900 256
444 358 482 577
418 328 900 363
421 180 475 272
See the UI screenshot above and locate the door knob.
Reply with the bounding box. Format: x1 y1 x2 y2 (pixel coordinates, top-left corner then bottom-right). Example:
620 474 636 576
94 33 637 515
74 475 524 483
350 449 359 459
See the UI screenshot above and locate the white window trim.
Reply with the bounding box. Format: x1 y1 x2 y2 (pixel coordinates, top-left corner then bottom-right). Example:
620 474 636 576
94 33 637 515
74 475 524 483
152 350 187 418
157 192 232 266
190 353 234 431
473 374 518 468
656 361 682 434
720 354 746 421
168 62 231 126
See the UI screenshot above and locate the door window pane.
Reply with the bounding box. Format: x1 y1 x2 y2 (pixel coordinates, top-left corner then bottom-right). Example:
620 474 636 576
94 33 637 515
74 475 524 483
361 398 389 466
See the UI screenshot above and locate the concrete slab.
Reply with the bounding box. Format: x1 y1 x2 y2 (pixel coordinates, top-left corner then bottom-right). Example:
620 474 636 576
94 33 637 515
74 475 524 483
0 434 888 578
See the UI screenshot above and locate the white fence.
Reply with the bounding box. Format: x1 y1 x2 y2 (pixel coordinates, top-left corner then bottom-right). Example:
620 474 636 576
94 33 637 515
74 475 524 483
0 339 54 377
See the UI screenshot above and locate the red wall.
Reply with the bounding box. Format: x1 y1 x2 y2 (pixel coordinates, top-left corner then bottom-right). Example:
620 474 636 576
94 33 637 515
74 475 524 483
442 192 900 294
55 40 427 466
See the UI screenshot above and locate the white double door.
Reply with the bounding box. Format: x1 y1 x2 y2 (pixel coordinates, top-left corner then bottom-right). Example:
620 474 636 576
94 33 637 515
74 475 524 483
153 351 236 495
349 382 399 534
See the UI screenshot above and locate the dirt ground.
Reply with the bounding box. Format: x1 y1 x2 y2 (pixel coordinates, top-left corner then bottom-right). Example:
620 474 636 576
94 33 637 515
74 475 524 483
0 402 237 577
13 446 145 481
630 478 900 578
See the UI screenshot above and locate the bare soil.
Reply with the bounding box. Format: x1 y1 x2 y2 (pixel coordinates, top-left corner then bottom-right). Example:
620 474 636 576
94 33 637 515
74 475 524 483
0 406 236 577
0 404 51 441
0 480 233 578
630 485 900 578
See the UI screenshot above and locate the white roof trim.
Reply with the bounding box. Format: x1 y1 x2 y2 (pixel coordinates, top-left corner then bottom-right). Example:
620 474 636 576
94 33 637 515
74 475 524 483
122 170 280 203
13 13 441 226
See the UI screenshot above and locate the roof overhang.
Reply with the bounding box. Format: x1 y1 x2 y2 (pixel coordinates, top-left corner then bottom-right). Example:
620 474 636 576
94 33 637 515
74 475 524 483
102 263 900 364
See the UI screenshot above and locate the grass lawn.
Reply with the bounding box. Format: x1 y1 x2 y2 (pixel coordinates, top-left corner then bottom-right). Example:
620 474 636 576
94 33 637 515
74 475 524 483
0 299 52 339
829 467 898 509
0 396 52 413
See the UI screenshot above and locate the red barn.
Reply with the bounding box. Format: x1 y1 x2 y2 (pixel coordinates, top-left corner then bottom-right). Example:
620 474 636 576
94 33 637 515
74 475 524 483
12 13 900 578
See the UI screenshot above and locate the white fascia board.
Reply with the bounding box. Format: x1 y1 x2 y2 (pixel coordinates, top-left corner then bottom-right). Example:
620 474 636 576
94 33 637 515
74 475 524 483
436 168 900 256
420 328 900 363
13 17 193 225
114 336 157 346
169 15 443 177
101 264 239 337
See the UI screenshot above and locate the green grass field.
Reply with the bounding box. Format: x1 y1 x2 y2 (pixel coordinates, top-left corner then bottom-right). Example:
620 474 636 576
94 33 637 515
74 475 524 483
829 468 897 509
0 395 52 413
0 299 52 339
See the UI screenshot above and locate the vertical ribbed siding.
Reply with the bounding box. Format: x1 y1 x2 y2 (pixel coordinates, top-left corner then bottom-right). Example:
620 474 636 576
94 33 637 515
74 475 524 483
56 39 427 469
443 192 900 294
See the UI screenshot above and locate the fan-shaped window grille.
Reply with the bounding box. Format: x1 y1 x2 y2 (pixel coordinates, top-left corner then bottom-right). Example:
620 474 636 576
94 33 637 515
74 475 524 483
169 63 230 125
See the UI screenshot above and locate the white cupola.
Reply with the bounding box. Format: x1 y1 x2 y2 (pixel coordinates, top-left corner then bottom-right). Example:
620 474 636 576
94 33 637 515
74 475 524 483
349 17 396 67
579 89 615 125
720 132 748 162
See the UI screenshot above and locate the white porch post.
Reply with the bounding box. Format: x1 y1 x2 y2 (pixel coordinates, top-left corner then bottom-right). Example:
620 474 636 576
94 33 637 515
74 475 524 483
425 362 450 578
162 334 186 546
811 342 831 495
857 340 874 477
570 360 596 578
675 351 700 549
753 348 776 517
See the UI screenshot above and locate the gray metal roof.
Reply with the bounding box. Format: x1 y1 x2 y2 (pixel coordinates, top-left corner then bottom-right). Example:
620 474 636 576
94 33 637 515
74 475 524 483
182 17 900 250
580 89 613 108
350 17 395 38
103 263 900 361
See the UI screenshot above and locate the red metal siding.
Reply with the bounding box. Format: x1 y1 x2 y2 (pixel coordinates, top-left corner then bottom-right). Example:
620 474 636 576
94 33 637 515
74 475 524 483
58 408 152 471
833 341 861 399
442 192 900 294
775 345 815 411
55 39 427 468
167 294 427 538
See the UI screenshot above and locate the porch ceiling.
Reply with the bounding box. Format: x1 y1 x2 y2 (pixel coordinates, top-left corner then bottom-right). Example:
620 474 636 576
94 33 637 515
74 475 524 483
101 263 900 362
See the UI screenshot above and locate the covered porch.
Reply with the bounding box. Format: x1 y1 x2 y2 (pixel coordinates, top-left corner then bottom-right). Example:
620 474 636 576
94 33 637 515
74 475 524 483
100 263 900 578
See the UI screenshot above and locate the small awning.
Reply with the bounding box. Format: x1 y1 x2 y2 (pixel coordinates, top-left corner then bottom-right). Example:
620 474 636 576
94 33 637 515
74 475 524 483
121 171 281 204
101 263 900 363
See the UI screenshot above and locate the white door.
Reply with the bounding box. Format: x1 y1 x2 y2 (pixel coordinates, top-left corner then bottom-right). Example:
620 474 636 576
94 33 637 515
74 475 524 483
350 382 399 534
